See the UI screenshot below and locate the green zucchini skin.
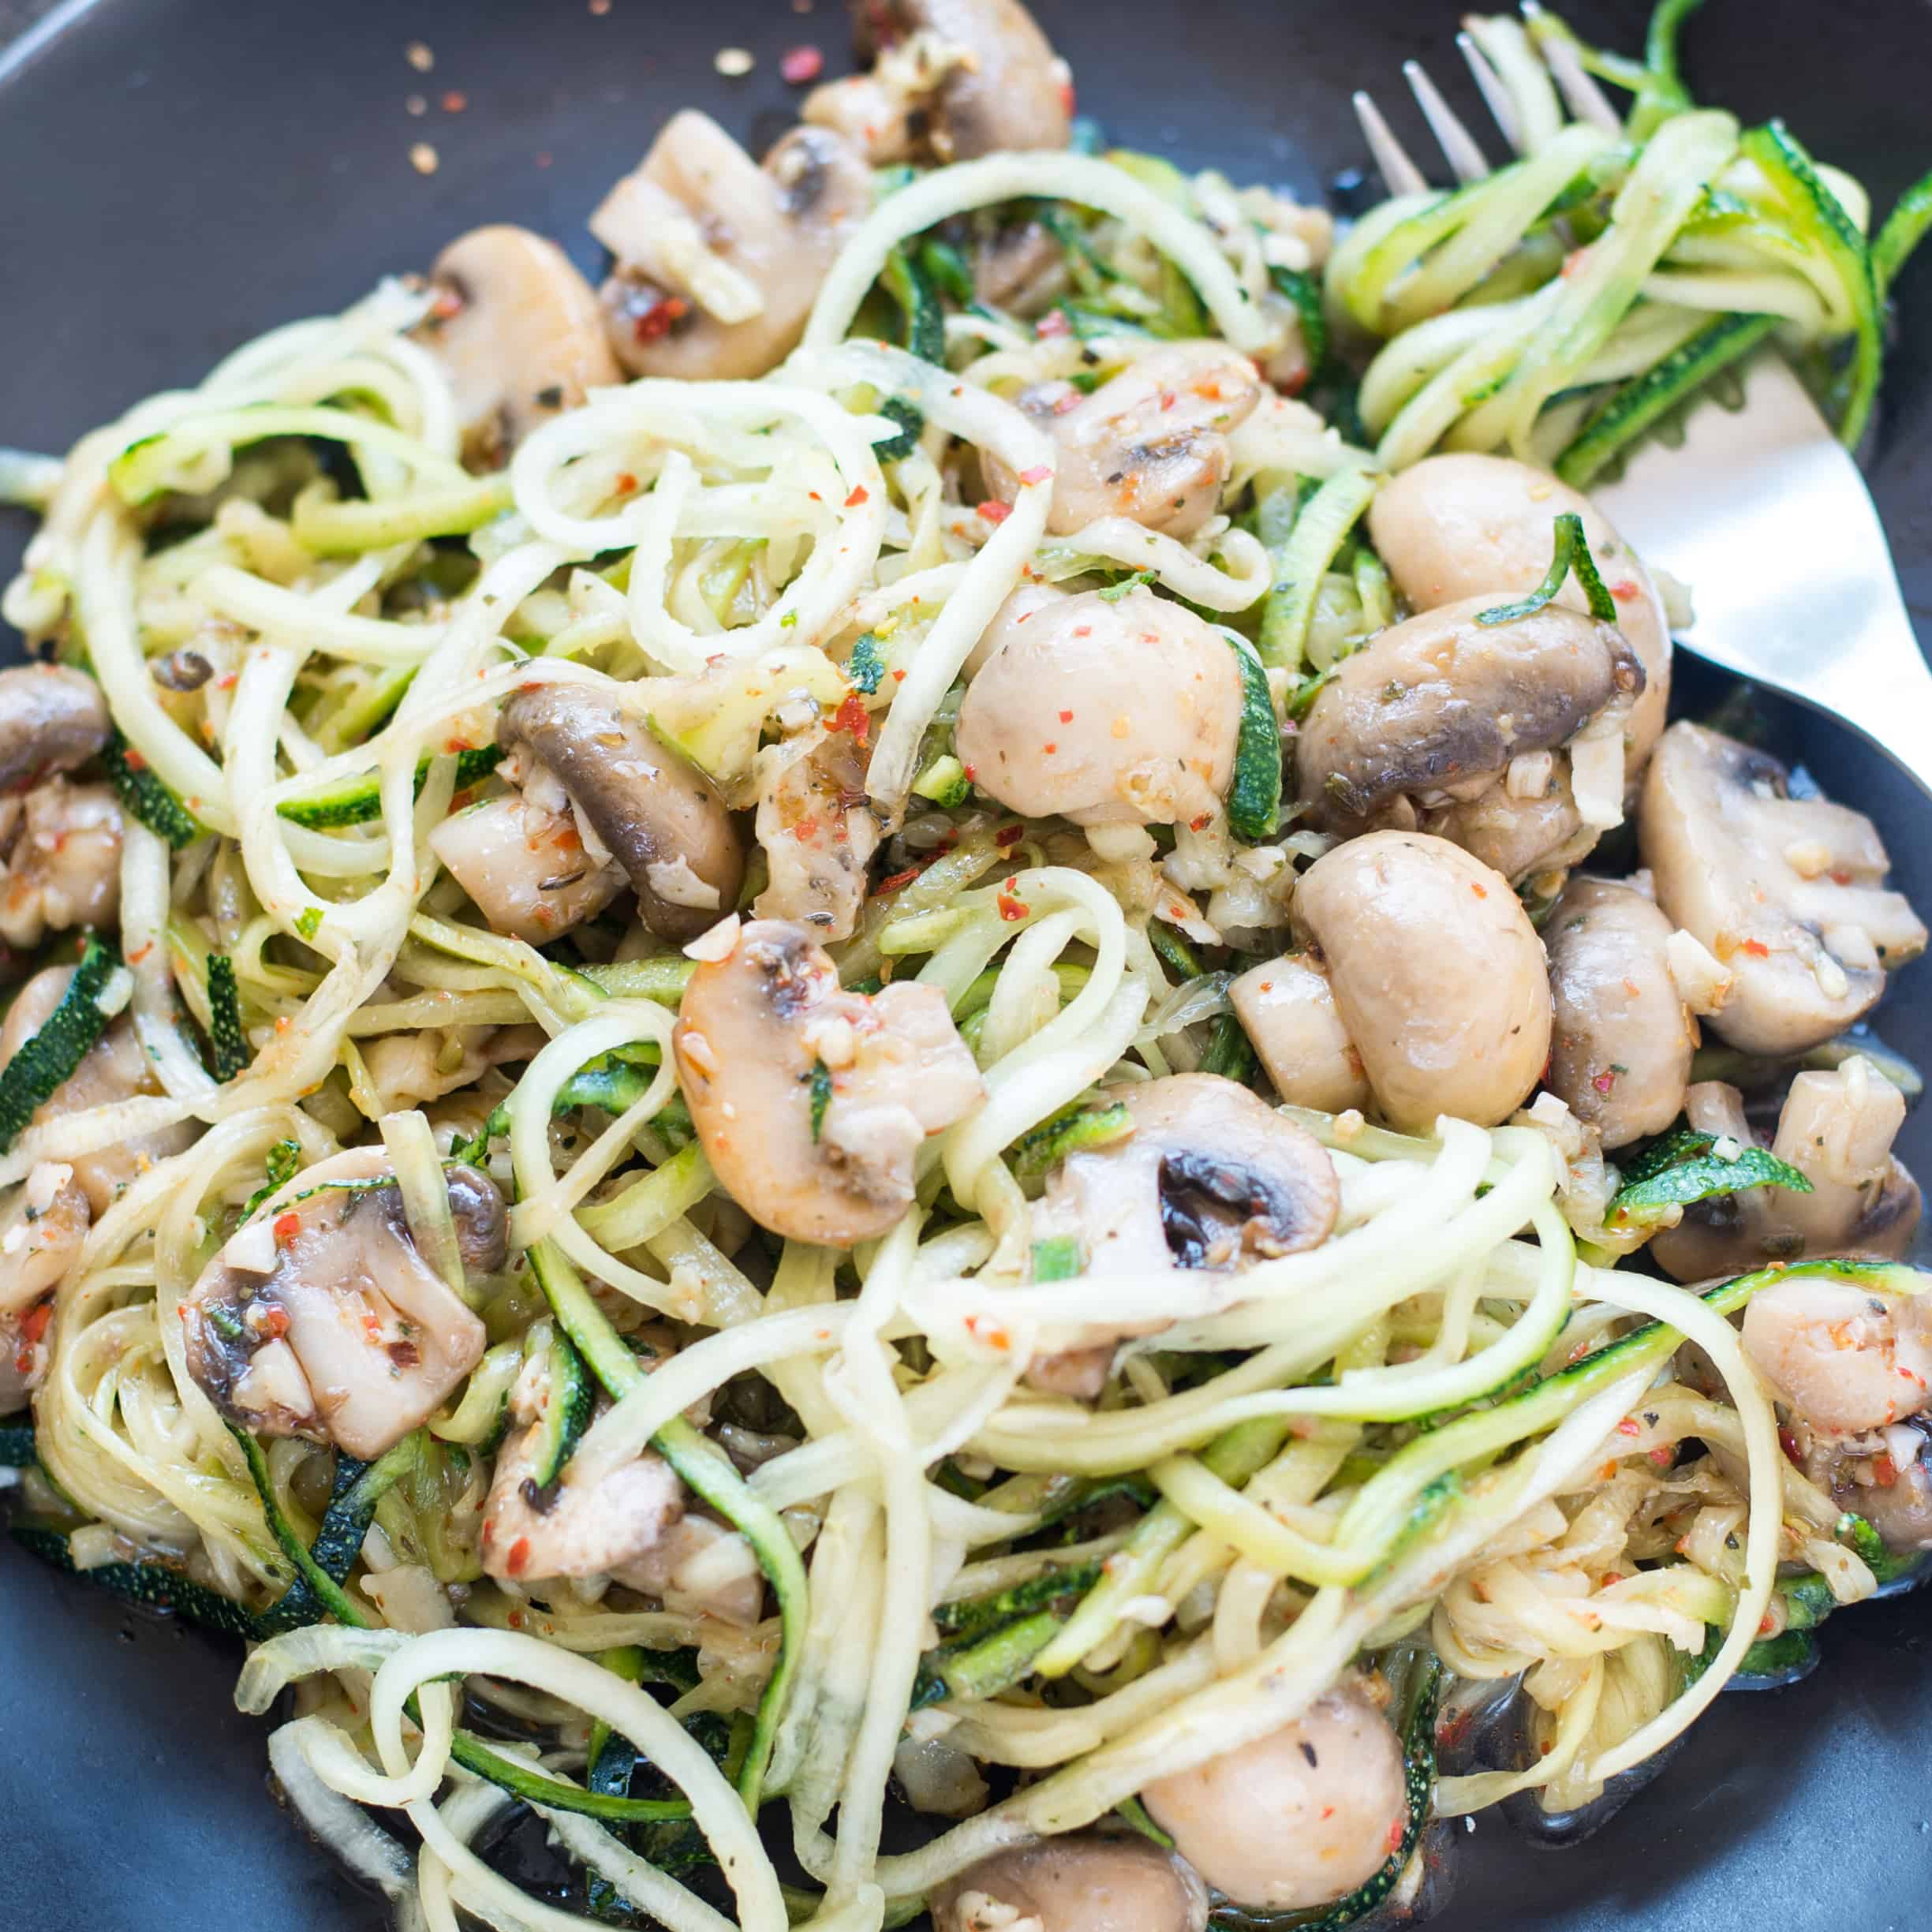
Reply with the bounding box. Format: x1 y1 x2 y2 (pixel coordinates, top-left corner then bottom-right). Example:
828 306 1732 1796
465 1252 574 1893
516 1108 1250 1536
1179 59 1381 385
11 1519 269 1640
1224 635 1283 843
104 731 204 848
0 1418 36 1466
1010 1100 1134 1177
276 743 503 831
524 1324 594 1496
0 932 120 1150
207 953 250 1081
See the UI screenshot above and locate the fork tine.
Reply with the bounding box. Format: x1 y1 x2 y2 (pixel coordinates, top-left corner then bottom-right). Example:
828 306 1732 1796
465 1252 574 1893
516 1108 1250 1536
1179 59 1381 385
1403 59 1491 181
1457 28 1525 155
1352 89 1431 196
1519 2 1624 133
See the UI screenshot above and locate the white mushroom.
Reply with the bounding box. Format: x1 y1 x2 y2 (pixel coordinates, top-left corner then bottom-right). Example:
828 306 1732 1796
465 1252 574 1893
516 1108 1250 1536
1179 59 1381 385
0 1161 90 1410
929 1837 1209 1932
420 226 621 466
805 0 1072 165
1284 831 1553 1132
1651 1061 1922 1282
1368 451 1672 778
1140 1677 1410 1912
954 585 1242 827
595 114 872 381
1638 722 1926 1056
1294 596 1645 884
1544 876 1699 1150
180 1148 500 1459
0 779 121 949
673 920 983 1246
1228 954 1370 1115
982 342 1264 538
0 664 110 794
753 727 882 943
1742 1270 1932 1438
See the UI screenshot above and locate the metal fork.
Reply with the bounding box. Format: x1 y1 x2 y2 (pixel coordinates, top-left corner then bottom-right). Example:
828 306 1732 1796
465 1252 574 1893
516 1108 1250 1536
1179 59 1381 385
1354 13 1932 801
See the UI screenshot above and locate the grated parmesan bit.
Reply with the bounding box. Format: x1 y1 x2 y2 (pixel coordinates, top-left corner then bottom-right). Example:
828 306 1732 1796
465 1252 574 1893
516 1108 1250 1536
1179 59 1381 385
714 46 755 76
409 143 440 175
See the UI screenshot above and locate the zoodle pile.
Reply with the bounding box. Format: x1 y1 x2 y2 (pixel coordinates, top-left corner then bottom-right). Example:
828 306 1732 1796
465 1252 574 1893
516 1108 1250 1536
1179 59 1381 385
1 4 1930 1930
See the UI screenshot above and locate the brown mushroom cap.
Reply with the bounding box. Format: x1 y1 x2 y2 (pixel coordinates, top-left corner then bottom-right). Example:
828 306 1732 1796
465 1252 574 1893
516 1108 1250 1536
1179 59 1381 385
1292 831 1552 1132
673 920 983 1246
1544 876 1695 1149
929 1835 1208 1932
496 686 744 944
424 226 620 465
1295 596 1644 833
1638 722 1926 1056
0 664 110 794
1368 451 1672 775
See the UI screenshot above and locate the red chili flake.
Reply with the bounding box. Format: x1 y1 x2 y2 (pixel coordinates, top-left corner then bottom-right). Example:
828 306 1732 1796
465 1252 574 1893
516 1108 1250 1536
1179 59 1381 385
506 1609 525 1629
1616 1417 1642 1437
876 865 923 894
127 942 153 965
831 690 871 746
1035 308 1071 338
272 1212 302 1244
1158 390 1177 411
19 1301 52 1347
1058 709 1074 723
1740 938 1771 958
996 823 1025 847
1188 812 1211 832
792 815 821 840
1601 1571 1625 1587
1647 1445 1674 1468
844 484 870 508
1592 1069 1617 1095
961 762 977 781
440 88 468 112
977 499 1012 525
1470 880 1489 899
997 891 1030 921
1042 741 1057 754
1873 1452 1900 1488
633 295 689 342
1610 578 1640 602
260 1305 290 1340
615 470 638 494
122 746 148 772
1778 1424 1804 1467
779 43 824 83
1830 868 1854 886
1052 389 1082 414
1057 77 1076 117
1385 1817 1406 1854
1018 465 1052 487
1561 248 1589 278
1758 1613 1777 1635
506 1536 532 1576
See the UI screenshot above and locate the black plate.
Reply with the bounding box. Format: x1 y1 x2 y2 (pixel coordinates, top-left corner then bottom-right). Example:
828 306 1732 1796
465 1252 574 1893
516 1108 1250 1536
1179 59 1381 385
2 2 1928 1927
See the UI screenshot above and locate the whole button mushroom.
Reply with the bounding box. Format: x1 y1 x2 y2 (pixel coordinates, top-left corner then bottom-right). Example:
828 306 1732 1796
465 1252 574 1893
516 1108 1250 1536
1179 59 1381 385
1638 722 1926 1056
673 919 984 1246
929 1835 1209 1932
421 226 621 466
1140 1677 1411 1913
954 585 1243 827
1286 831 1553 1133
1368 451 1672 777
0 664 110 794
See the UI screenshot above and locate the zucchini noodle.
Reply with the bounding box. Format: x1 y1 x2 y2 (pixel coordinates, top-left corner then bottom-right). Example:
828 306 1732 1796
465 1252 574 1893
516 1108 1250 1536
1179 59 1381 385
2 27 1927 1932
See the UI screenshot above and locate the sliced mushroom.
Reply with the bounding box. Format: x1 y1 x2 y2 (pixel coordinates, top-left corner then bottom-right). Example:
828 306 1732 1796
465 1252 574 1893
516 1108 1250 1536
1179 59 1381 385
1742 1269 1932 1438
495 686 744 944
0 778 121 948
1638 722 1926 1056
674 919 983 1246
1295 596 1645 882
1785 1412 1932 1553
1545 876 1698 1150
1228 953 1371 1115
753 727 882 942
1650 1061 1923 1282
0 664 110 794
1030 1073 1337 1393
482 1342 686 1586
0 1161 91 1410
1140 1676 1410 1912
929 1836 1209 1932
595 114 872 382
806 0 1071 165
983 342 1265 538
429 790 626 947
421 226 621 467
973 219 1070 311
1368 451 1672 777
180 1148 497 1459
955 585 1242 827
0 967 194 1213
1291 831 1553 1132
614 1512 767 1626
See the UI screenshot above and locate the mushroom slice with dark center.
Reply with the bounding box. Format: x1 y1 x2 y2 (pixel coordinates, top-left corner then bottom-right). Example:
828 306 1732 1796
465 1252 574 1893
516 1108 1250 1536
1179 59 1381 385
983 342 1264 539
492 685 744 944
180 1148 499 1459
1286 831 1552 1133
1139 1676 1409 1912
673 918 983 1247
929 1834 1209 1932
0 664 110 795
0 777 121 949
1295 596 1645 878
1651 1059 1923 1284
806 0 1073 165
593 114 872 383
420 225 621 467
1638 721 1926 1056
953 585 1243 827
